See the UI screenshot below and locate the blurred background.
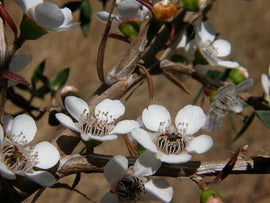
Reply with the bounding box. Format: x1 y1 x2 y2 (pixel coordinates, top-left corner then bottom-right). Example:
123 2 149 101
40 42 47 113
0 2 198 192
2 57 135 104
5 0 270 202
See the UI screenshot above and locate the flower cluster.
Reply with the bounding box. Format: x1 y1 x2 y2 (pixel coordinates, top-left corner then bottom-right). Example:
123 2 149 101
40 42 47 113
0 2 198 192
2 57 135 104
56 96 139 142
102 151 173 203
131 104 213 163
0 114 60 187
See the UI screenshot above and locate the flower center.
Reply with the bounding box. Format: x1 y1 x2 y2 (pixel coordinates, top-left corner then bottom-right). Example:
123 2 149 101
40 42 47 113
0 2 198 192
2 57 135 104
115 176 145 201
155 132 185 154
79 109 115 137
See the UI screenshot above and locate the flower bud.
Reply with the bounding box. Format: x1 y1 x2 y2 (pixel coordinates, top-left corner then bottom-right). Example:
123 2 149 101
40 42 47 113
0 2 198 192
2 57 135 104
118 20 141 39
152 0 178 23
61 86 79 105
200 189 223 203
19 15 47 40
229 66 249 84
182 0 207 12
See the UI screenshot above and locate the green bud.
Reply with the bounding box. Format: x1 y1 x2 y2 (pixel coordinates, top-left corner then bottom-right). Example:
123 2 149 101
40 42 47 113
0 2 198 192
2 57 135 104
200 189 223 203
61 86 79 106
229 67 249 84
209 90 216 103
119 20 141 39
19 15 47 40
182 0 199 11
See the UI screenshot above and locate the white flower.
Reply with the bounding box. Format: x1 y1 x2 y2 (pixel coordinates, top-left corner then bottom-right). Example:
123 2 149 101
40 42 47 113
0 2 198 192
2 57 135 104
95 0 150 25
8 54 32 87
131 104 213 164
261 66 270 104
56 96 139 142
196 21 239 68
14 0 79 31
101 151 173 203
0 114 60 187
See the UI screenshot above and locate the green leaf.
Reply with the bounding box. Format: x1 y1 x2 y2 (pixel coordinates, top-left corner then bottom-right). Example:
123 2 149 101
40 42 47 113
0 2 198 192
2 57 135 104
191 87 203 105
82 139 102 149
137 144 147 156
48 110 60 126
206 70 223 80
31 60 46 89
50 68 70 91
80 0 91 37
34 85 50 99
256 110 270 129
62 1 82 12
228 112 237 133
232 112 255 142
15 83 30 91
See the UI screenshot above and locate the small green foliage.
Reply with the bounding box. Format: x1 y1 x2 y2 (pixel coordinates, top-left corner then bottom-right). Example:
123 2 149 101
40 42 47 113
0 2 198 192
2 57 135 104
194 49 208 65
50 68 70 92
182 0 199 12
119 21 141 39
137 144 147 156
82 139 103 149
256 110 270 129
171 55 188 65
200 189 223 203
80 0 92 37
206 70 223 80
31 60 46 89
19 15 47 40
229 68 247 84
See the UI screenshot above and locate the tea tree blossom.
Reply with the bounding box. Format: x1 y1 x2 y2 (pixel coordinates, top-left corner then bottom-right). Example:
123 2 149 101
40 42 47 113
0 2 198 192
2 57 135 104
101 151 173 203
56 96 139 142
13 0 79 31
0 114 60 187
131 104 213 164
196 21 239 68
261 67 270 104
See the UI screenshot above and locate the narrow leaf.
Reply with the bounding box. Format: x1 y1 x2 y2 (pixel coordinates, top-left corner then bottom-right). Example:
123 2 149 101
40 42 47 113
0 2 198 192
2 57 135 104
80 0 92 37
48 110 60 126
2 70 30 86
256 110 270 129
191 87 203 105
50 68 70 91
227 112 237 133
31 60 46 89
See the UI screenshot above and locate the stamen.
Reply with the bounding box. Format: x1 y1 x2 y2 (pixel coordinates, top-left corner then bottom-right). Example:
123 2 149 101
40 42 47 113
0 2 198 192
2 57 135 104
155 132 185 154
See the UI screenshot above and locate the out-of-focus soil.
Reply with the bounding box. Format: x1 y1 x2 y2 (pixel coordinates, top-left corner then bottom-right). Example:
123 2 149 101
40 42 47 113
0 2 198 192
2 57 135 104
4 0 270 202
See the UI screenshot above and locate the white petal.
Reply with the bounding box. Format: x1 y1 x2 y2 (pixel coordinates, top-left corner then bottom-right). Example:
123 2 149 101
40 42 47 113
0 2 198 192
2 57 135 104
142 105 171 132
212 39 231 57
197 21 215 45
14 0 43 12
54 22 80 31
9 54 32 73
65 96 89 121
110 120 140 135
175 105 206 135
104 155 128 183
186 134 213 154
0 125 3 143
101 192 119 203
117 0 140 19
228 104 243 114
55 113 80 132
32 2 65 29
95 11 120 25
145 178 173 203
87 134 118 142
0 156 16 180
134 151 161 176
11 114 37 144
261 74 270 96
59 7 72 27
176 35 187 49
216 60 240 68
159 153 192 164
95 99 125 121
24 170 56 187
33 141 60 169
131 128 158 153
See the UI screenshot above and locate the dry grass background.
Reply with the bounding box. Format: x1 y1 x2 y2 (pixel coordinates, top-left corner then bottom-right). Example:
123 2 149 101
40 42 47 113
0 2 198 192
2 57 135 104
4 0 270 202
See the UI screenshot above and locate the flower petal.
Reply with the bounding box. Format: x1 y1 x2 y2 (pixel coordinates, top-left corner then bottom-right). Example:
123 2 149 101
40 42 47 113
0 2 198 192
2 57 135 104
197 21 215 45
144 178 173 203
101 192 119 203
32 2 65 29
117 0 140 19
104 155 128 183
3 114 13 133
261 74 270 94
95 99 125 121
134 151 161 176
14 0 43 12
87 134 118 142
65 96 89 121
159 153 192 164
0 156 16 180
142 105 171 132
10 114 37 144
212 39 231 57
186 134 213 154
216 60 240 68
95 11 120 25
131 128 158 153
55 113 80 132
175 105 206 135
24 170 56 187
110 120 140 135
0 125 3 143
9 54 32 73
33 141 60 169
